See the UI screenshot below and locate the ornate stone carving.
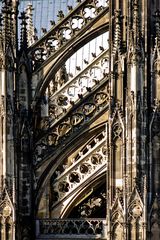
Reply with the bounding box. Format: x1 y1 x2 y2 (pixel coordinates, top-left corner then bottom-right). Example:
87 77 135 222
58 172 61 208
38 219 105 236
50 130 107 208
29 0 109 70
33 82 109 165
43 48 109 127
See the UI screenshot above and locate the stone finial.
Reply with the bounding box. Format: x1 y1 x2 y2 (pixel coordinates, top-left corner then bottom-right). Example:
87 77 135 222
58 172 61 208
1 0 13 46
25 3 37 46
0 14 3 43
41 28 47 34
67 5 73 11
132 0 141 43
112 10 122 55
50 20 55 26
57 10 64 21
19 11 28 50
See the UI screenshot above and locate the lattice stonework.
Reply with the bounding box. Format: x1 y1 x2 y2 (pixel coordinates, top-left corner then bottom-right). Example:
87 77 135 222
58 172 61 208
29 0 109 70
38 219 105 237
50 131 107 209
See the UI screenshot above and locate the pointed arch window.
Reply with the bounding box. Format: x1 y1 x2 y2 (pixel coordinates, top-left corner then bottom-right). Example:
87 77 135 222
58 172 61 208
113 223 123 240
151 222 160 240
5 217 12 240
114 137 122 188
153 59 160 101
115 138 122 178
0 218 3 240
152 134 160 193
112 123 123 188
129 217 143 240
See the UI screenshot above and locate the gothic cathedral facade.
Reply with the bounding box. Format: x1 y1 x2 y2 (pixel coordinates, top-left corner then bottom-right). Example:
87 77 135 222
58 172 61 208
0 0 160 239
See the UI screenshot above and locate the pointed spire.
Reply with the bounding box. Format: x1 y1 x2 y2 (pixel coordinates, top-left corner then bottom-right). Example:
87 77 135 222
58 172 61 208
132 0 141 46
112 10 122 54
25 3 36 46
19 11 28 51
0 14 3 49
128 0 144 64
154 10 160 46
1 0 13 48
0 0 19 51
154 10 160 37
152 10 160 60
2 0 19 49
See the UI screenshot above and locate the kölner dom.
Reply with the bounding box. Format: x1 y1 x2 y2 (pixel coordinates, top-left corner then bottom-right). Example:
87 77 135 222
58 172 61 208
0 0 159 239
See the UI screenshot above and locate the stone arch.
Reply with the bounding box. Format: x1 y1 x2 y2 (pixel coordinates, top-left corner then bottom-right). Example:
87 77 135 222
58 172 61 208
33 23 109 101
60 172 106 218
35 123 107 217
32 28 109 135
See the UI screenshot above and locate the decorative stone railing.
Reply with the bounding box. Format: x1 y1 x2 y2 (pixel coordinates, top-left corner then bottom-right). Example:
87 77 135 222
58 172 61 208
51 131 107 208
46 48 109 127
33 80 109 166
36 218 106 239
53 130 106 178
28 0 109 71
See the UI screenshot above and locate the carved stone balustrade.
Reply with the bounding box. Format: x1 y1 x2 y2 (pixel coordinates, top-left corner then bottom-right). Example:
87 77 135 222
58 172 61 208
47 49 109 127
28 0 109 71
51 132 107 208
53 130 106 178
33 81 109 166
36 218 106 239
